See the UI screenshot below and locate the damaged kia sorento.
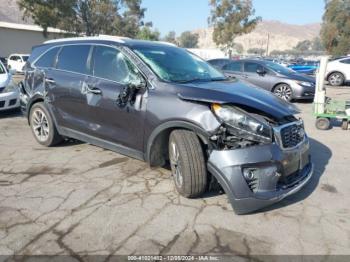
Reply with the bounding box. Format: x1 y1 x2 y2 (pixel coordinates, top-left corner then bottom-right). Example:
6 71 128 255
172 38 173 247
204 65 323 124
20 36 313 214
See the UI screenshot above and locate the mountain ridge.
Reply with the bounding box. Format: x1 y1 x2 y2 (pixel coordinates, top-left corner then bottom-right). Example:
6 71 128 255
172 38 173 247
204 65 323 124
193 20 321 52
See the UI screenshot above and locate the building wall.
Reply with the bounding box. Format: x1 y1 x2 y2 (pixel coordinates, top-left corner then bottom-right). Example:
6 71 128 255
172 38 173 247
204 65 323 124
0 27 62 57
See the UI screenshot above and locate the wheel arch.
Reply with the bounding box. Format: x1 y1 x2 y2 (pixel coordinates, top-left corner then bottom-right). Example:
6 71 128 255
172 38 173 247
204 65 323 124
27 95 45 123
326 71 345 81
145 121 211 167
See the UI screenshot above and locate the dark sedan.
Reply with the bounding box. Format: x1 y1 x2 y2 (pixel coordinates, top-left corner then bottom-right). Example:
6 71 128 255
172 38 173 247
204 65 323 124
208 58 316 101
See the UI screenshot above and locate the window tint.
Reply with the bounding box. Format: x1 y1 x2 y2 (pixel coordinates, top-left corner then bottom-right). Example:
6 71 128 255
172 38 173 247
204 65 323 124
35 47 59 68
223 62 241 72
22 56 29 62
0 62 5 74
244 62 263 73
57 45 91 74
92 46 138 83
340 59 350 64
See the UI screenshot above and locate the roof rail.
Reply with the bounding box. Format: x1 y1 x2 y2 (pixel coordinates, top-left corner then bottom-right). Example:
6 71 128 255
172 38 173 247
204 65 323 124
44 35 129 44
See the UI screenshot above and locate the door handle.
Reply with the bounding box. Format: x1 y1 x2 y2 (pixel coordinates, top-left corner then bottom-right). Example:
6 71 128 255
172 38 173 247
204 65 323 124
86 85 102 95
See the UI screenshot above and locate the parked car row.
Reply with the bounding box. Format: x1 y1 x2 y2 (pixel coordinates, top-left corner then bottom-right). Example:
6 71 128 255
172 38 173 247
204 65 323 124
208 58 315 101
0 60 20 112
17 36 313 215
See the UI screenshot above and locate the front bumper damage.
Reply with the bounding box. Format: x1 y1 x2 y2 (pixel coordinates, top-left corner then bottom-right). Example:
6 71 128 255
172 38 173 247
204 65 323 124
207 137 313 215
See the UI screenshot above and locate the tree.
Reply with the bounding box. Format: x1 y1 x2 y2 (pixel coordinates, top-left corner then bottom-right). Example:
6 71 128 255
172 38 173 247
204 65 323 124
234 43 244 54
18 0 147 38
321 0 350 56
209 0 261 57
247 48 265 55
178 31 199 48
163 31 177 44
137 26 160 41
312 37 325 51
294 40 312 52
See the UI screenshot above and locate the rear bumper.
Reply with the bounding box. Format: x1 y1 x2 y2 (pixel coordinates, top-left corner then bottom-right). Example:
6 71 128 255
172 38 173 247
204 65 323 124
0 90 20 111
207 138 313 215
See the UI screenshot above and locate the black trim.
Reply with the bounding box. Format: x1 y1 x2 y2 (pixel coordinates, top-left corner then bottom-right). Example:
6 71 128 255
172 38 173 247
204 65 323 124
58 127 144 161
145 120 210 163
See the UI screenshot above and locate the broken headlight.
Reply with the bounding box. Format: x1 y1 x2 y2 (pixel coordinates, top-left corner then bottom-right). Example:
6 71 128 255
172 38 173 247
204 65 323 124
212 104 273 143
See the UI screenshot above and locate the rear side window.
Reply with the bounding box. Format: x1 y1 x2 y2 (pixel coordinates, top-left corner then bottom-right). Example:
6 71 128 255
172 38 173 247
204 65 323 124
35 47 60 68
340 58 350 64
57 45 91 74
244 62 263 73
92 46 137 83
223 62 242 72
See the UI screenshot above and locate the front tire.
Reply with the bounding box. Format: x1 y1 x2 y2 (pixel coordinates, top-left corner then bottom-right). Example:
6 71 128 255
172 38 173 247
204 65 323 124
273 84 293 102
328 72 344 86
29 102 63 146
316 117 331 130
169 130 207 198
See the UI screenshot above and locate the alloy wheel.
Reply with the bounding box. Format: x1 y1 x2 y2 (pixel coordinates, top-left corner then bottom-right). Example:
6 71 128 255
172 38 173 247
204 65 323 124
31 109 50 142
274 84 292 101
329 73 343 86
169 142 183 188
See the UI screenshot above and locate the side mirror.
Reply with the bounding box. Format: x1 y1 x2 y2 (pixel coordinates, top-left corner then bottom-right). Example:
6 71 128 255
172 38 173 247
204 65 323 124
9 68 17 75
256 68 266 75
129 74 147 89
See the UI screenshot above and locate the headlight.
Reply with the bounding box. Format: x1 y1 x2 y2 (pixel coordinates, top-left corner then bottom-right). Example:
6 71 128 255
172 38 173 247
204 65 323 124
212 104 272 143
3 79 17 93
297 81 314 87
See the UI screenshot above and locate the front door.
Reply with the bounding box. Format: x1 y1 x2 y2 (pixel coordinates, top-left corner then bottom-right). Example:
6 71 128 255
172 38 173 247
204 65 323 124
243 62 275 91
86 45 147 152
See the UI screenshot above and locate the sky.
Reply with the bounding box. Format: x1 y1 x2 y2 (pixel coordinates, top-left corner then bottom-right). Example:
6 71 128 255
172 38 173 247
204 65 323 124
142 0 325 36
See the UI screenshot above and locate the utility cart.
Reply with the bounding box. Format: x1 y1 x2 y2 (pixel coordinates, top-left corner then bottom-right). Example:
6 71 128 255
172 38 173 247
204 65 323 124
314 57 350 130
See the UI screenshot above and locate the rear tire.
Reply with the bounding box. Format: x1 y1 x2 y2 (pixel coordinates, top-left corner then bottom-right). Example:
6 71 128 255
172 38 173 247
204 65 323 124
29 102 63 146
328 72 345 86
169 130 207 198
341 119 349 130
316 117 331 130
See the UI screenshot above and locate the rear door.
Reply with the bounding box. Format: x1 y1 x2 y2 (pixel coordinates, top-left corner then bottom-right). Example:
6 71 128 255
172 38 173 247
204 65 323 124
222 61 244 80
46 44 94 134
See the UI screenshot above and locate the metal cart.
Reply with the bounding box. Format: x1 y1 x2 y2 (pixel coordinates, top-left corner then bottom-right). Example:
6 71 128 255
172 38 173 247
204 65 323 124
314 57 350 130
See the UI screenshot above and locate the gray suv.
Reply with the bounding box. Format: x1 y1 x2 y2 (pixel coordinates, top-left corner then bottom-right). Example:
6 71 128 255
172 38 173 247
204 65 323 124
20 37 313 214
208 59 316 101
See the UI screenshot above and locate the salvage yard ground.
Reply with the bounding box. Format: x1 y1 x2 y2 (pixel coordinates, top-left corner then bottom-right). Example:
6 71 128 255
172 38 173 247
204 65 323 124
0 77 350 256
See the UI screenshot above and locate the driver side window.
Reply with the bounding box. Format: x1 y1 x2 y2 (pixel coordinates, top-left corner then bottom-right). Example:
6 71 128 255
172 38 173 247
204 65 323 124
244 62 263 73
92 46 138 84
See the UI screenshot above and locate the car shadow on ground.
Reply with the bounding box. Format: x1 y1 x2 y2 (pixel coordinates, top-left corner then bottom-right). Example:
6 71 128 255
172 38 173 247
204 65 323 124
0 108 23 119
259 137 332 213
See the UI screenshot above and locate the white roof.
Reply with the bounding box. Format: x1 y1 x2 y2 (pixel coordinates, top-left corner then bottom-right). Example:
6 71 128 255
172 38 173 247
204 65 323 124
0 21 63 33
44 35 130 44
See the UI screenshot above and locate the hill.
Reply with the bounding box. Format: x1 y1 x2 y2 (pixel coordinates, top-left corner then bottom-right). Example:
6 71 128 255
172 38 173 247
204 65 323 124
193 20 321 52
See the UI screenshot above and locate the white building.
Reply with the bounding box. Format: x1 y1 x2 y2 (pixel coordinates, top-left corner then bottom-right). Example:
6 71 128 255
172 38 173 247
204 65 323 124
0 22 64 57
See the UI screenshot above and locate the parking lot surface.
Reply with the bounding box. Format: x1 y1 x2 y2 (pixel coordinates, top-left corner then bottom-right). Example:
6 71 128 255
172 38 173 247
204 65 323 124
0 83 350 256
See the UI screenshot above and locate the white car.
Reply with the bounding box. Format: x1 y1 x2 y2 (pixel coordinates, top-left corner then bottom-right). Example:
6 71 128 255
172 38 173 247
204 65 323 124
7 54 29 73
0 61 20 111
326 57 350 86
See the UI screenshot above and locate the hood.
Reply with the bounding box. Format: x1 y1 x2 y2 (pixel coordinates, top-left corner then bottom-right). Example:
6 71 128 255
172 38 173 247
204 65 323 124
0 73 9 88
280 72 316 83
176 80 300 120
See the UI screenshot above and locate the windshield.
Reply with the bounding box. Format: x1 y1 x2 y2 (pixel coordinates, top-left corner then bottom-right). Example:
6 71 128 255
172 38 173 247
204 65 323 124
132 45 225 82
22 56 29 62
265 61 295 75
0 62 5 74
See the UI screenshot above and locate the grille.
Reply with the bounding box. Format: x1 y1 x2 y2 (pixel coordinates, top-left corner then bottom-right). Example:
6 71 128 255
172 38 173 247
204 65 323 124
280 123 305 148
9 99 17 106
0 101 5 108
0 87 4 93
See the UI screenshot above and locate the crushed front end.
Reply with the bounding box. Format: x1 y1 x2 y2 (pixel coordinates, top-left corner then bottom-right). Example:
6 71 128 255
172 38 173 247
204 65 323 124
207 105 313 215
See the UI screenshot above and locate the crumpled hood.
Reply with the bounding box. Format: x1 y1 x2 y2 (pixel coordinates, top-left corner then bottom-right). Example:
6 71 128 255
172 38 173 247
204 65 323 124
176 80 300 119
